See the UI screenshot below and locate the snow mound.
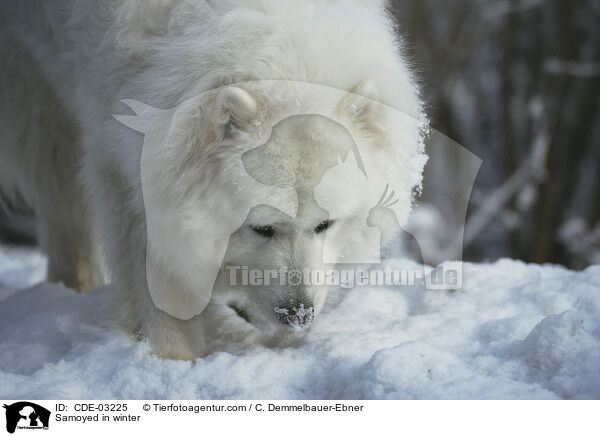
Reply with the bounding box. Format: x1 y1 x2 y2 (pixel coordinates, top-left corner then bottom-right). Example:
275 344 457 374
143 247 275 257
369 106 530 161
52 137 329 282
0 246 598 399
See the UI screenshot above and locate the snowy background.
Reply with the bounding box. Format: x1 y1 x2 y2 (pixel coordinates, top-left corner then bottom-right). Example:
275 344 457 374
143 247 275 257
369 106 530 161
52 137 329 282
1 244 598 400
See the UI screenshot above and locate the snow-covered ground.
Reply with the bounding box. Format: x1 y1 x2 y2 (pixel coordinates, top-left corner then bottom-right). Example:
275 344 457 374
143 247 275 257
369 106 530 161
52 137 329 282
0 244 598 399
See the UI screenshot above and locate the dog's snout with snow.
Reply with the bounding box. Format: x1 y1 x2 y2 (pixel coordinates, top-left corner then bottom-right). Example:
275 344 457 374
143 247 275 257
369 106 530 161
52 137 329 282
275 292 314 331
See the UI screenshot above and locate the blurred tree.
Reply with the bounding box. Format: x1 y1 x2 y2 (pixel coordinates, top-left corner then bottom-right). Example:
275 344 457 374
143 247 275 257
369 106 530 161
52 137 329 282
392 0 600 268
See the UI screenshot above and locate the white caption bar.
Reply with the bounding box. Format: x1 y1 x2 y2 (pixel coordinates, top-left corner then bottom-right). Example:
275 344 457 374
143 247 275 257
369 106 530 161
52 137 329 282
0 400 597 436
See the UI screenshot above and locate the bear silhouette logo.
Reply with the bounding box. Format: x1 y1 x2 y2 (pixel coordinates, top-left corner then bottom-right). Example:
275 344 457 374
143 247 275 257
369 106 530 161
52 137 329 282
3 402 50 434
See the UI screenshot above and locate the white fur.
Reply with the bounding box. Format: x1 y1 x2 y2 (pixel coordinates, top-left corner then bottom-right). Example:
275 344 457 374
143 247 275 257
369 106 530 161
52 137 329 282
0 0 427 359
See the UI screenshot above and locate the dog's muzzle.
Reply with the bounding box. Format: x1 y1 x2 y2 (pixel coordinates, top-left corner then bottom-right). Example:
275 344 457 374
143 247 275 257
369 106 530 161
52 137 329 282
274 297 314 331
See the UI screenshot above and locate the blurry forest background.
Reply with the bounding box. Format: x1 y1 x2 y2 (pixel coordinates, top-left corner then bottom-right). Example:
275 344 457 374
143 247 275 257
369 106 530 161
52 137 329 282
1 0 598 270
393 0 600 269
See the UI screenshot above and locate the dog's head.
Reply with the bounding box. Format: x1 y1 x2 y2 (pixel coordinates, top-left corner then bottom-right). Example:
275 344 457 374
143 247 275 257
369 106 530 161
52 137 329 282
220 113 373 331
114 80 426 333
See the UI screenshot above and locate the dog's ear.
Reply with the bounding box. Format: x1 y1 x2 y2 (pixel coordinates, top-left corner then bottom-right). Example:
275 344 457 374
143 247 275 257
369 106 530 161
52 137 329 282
335 79 382 132
114 87 259 142
215 86 259 137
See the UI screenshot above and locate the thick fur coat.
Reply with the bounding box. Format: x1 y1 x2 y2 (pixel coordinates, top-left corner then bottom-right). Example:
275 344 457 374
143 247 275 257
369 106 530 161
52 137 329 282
0 0 427 358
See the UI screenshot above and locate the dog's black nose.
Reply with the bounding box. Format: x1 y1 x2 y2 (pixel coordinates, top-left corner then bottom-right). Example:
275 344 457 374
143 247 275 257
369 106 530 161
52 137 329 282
274 302 314 331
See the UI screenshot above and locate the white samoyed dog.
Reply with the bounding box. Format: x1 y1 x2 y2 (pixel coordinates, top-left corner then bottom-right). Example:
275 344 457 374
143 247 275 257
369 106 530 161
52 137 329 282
0 0 427 358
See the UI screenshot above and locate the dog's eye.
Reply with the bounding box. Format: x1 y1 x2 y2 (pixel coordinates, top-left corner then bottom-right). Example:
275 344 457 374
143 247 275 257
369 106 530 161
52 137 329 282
251 225 276 238
314 220 335 234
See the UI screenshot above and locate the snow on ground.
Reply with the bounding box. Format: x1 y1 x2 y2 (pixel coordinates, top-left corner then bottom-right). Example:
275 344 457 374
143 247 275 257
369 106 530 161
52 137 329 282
0 244 599 399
